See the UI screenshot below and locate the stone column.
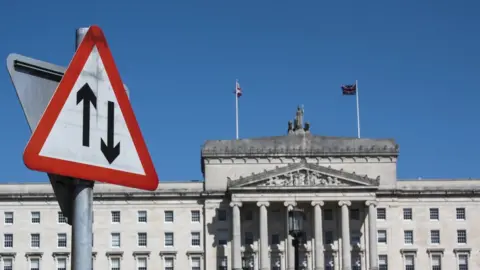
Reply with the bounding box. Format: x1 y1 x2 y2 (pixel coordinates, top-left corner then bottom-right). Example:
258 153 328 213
284 201 297 270
366 201 378 270
257 201 270 270
311 201 324 270
338 201 351 270
230 202 243 270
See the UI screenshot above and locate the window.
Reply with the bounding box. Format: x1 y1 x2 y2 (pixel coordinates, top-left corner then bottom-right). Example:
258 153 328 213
58 212 67 223
111 233 121 247
431 255 441 270
350 209 360 220
57 258 67 270
244 232 253 245
351 255 361 270
191 232 201 247
3 258 13 270
164 211 174 222
378 230 387 243
191 257 200 270
217 229 228 246
111 211 121 223
404 230 413 245
404 255 415 270
138 211 147 223
403 208 412 220
271 255 281 270
138 233 147 247
377 208 386 220
31 233 40 248
271 233 280 245
457 230 467 244
4 212 13 224
245 210 253 221
324 254 334 270
31 212 40 224
458 254 468 270
137 257 147 270
164 232 174 247
110 257 120 270
324 209 333 220
218 256 227 270
456 208 466 220
30 258 40 270
324 231 334 244
217 209 227 221
351 231 361 245
430 230 440 244
191 210 200 222
429 208 439 220
164 257 174 270
379 255 388 270
3 234 13 248
58 233 67 248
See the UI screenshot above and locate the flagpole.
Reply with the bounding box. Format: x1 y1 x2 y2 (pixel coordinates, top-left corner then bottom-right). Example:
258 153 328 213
356 79 361 138
235 79 239 139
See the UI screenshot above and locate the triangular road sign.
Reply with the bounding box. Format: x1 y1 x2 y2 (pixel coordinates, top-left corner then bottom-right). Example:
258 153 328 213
23 25 159 191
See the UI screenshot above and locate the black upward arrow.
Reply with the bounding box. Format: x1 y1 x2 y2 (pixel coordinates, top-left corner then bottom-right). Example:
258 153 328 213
76 83 97 147
101 101 121 164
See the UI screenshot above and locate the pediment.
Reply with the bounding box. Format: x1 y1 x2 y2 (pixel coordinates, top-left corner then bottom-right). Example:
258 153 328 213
228 163 379 188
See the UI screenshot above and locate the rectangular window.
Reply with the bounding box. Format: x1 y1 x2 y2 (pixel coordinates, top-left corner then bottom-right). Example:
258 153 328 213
456 208 466 220
323 209 333 220
244 210 253 221
403 208 412 220
429 208 439 220
404 255 414 270
404 230 413 245
350 209 360 220
217 229 228 246
31 233 40 248
31 211 41 224
3 234 13 248
191 232 201 247
244 232 254 245
57 258 67 270
137 257 147 270
111 211 121 223
377 208 386 220
3 258 13 270
271 233 280 245
430 230 440 244
164 211 174 222
378 230 387 243
110 258 120 270
58 212 67 223
324 254 334 270
138 233 147 247
271 255 280 270
138 211 147 223
191 210 200 222
30 258 40 270
379 255 388 270
218 256 228 270
191 257 200 270
111 233 121 247
164 257 174 270
351 231 361 245
217 209 227 221
58 233 67 248
458 254 468 270
164 232 174 247
431 254 441 270
457 230 467 244
4 212 13 224
351 254 361 270
324 231 334 244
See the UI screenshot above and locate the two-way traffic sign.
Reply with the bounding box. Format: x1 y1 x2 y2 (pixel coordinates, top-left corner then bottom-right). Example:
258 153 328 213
23 25 158 191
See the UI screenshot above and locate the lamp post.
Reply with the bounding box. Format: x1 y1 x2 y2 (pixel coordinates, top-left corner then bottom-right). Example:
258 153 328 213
288 208 305 270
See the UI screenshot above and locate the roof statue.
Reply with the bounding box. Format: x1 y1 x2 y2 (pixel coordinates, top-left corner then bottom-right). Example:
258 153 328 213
288 105 310 135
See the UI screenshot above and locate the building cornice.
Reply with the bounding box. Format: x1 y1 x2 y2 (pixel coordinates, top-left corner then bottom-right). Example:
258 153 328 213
377 189 480 197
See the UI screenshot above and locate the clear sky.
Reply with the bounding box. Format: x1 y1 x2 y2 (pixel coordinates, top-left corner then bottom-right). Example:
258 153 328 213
0 0 479 184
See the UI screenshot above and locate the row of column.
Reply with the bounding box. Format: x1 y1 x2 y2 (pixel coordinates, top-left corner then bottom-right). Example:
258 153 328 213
230 200 378 270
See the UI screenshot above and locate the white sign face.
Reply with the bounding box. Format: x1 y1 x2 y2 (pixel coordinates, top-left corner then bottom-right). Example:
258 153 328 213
39 46 145 176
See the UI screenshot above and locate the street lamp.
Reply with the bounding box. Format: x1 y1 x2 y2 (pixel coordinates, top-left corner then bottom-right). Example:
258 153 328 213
288 208 305 270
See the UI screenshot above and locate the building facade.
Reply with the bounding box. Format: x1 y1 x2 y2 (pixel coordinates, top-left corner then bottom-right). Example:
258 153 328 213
0 108 479 270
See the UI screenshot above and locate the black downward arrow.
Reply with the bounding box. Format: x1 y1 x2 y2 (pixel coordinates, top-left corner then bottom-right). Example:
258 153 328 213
101 101 121 164
76 83 97 147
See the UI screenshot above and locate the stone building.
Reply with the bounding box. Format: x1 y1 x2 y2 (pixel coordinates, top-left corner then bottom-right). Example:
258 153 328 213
0 107 478 270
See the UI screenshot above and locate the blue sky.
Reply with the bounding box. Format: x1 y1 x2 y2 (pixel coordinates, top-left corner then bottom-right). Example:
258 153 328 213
0 0 479 183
